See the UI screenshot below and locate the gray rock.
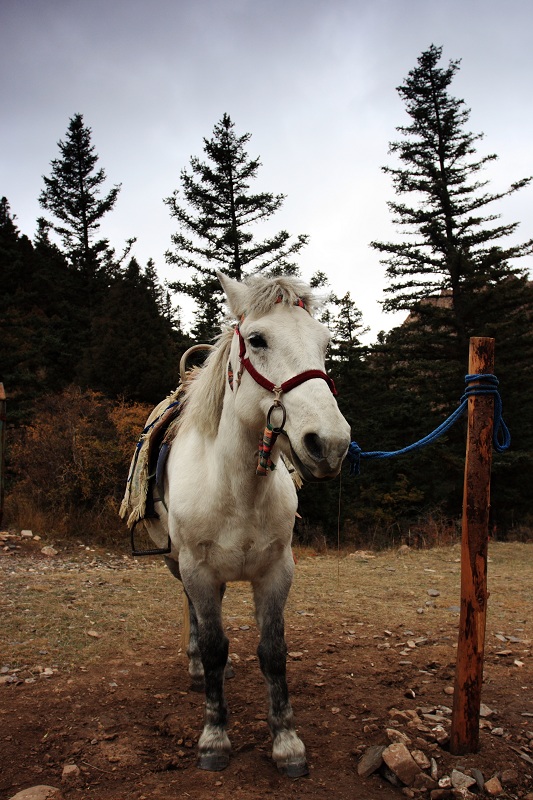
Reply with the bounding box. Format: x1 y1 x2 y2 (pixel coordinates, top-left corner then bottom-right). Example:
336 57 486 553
357 744 386 778
470 768 485 790
451 769 476 789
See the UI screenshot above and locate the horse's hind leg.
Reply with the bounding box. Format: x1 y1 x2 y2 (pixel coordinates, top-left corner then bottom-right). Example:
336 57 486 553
186 585 234 684
253 563 308 778
185 580 231 771
185 592 205 683
164 559 232 684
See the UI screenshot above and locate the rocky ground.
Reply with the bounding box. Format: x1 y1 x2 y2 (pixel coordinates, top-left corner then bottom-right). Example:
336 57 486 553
1 531 533 800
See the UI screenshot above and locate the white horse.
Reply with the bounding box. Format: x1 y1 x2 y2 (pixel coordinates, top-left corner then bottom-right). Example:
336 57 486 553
137 272 350 777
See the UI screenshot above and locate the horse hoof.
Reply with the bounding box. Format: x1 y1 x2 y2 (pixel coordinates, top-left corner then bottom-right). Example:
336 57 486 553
198 752 230 771
277 759 309 779
189 674 205 692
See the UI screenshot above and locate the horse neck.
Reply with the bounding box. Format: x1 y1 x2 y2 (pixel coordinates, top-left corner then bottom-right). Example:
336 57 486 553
214 384 271 500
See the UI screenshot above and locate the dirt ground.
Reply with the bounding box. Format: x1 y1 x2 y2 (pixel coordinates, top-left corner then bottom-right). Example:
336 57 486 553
1 538 533 800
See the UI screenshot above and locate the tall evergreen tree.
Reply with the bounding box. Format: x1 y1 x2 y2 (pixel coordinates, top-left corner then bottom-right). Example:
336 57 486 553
0 198 78 420
86 258 188 403
165 113 309 339
365 45 533 535
371 44 533 347
39 113 121 280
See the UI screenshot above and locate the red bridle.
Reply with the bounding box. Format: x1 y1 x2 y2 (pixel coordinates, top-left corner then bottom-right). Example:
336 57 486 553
230 296 337 475
235 325 337 400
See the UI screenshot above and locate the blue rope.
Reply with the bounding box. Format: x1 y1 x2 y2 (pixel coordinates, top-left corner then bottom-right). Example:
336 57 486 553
347 373 511 476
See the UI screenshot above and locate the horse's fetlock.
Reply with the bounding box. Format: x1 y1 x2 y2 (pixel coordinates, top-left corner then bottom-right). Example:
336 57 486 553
198 725 231 756
272 729 306 766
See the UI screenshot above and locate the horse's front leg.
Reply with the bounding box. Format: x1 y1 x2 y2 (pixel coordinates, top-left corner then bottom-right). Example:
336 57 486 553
253 561 308 778
185 580 231 771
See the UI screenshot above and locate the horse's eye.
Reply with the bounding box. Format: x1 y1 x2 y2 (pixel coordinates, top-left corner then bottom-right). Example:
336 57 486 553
249 333 268 349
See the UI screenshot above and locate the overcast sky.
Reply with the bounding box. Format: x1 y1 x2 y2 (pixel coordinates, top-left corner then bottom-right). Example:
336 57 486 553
2 0 532 340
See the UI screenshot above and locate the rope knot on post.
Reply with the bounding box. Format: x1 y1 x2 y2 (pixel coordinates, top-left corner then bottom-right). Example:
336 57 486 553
347 371 510 476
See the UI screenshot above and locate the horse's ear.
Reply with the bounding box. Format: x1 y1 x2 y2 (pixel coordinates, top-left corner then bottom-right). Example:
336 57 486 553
217 271 247 318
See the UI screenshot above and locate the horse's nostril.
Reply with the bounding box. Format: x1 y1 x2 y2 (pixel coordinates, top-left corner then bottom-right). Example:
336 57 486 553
303 432 323 462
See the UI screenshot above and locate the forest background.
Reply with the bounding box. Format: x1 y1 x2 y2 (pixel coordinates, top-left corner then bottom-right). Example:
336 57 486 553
2 46 533 550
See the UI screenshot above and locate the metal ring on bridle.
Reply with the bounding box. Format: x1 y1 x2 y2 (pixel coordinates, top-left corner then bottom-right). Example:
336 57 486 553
267 401 287 433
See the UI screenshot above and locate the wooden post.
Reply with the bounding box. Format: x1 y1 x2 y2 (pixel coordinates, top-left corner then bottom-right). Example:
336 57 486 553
450 338 495 754
0 383 5 526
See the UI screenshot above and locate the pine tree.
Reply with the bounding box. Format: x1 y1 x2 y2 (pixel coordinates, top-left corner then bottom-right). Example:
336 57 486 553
39 113 121 278
372 44 533 346
86 258 186 403
0 199 77 420
366 45 533 535
165 113 308 339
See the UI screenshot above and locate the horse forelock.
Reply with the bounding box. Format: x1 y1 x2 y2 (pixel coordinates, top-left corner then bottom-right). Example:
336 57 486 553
241 275 317 318
181 328 234 437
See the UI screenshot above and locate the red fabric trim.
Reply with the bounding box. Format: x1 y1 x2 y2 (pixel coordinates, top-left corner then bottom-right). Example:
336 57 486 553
235 327 337 397
281 370 337 396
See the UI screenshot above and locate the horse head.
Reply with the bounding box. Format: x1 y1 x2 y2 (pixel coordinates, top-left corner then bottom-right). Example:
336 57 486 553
219 272 351 482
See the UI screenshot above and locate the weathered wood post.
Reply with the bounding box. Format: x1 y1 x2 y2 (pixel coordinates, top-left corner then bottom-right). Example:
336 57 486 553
0 383 6 526
450 337 495 754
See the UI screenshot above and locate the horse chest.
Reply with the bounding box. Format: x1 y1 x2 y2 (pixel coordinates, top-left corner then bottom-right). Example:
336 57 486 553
181 515 290 582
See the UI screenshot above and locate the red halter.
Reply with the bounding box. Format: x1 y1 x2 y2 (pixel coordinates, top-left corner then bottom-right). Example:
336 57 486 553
235 326 337 398
231 296 337 475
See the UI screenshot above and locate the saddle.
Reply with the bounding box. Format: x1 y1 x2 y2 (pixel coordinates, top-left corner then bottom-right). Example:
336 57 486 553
119 387 185 532
120 344 213 534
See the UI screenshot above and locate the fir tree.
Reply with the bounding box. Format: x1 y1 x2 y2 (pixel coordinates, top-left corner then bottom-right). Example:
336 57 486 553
0 199 76 420
86 258 186 403
39 113 121 278
165 113 308 339
372 44 533 346
365 45 533 534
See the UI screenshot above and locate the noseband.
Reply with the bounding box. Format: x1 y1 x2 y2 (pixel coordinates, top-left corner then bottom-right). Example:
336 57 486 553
231 299 337 475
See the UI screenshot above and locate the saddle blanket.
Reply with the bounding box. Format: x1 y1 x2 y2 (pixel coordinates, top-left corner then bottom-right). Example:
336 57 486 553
119 384 187 531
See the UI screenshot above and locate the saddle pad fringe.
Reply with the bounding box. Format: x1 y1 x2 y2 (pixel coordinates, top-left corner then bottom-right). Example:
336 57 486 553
119 383 188 530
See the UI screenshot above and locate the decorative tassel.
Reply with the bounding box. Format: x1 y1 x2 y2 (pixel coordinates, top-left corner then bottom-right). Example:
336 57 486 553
257 423 279 475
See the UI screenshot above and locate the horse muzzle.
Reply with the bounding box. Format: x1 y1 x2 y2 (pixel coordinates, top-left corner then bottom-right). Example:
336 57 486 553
289 430 350 483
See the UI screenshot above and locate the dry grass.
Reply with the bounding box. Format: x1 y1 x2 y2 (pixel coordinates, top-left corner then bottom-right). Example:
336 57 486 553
1 541 532 678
